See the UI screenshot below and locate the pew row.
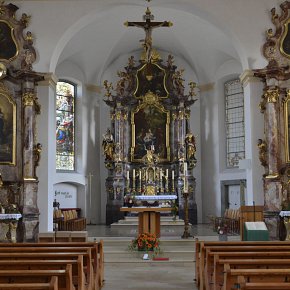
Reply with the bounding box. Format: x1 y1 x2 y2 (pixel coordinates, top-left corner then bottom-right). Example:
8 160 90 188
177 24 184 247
195 239 290 290
0 264 74 290
223 265 290 290
0 241 104 289
204 245 290 290
0 276 58 290
214 258 290 290
0 258 84 290
237 275 290 290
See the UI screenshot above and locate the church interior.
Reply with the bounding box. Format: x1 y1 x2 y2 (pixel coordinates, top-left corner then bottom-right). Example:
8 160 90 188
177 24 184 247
0 0 290 289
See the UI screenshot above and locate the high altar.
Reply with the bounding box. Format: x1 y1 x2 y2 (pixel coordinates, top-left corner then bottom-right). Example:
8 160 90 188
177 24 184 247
102 6 198 225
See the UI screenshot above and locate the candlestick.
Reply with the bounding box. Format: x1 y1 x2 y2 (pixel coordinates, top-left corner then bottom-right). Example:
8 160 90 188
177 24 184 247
126 171 129 180
166 169 168 178
172 170 174 180
133 169 135 179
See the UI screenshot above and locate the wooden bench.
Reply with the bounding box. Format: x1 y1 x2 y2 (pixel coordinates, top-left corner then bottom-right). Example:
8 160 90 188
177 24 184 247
0 257 85 290
224 265 290 290
54 209 86 231
0 276 58 289
195 239 290 289
0 251 92 290
0 241 104 289
0 264 74 290
213 258 290 290
205 247 290 290
237 275 290 290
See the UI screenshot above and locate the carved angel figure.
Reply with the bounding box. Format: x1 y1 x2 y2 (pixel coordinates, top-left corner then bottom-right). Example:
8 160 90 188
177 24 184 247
257 138 268 167
185 132 196 160
102 129 115 161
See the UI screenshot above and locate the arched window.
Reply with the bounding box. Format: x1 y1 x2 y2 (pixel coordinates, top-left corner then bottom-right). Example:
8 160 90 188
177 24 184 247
225 79 245 168
56 81 75 171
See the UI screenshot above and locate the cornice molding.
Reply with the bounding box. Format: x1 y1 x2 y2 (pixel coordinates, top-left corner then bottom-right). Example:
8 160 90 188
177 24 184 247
86 84 102 94
38 73 58 88
198 82 214 92
240 69 261 87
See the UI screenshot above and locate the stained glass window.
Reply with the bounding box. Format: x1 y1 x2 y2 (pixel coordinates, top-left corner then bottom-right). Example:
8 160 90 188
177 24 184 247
56 81 75 171
225 79 245 168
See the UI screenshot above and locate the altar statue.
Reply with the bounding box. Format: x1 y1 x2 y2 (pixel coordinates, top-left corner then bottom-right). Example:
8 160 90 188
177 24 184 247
102 129 115 161
142 145 158 165
185 132 196 160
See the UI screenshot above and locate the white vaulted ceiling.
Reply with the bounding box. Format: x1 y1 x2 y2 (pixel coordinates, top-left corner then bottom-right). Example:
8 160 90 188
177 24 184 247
14 0 279 84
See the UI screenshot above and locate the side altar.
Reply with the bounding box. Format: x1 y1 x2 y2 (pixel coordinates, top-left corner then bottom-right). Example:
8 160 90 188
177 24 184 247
102 5 198 226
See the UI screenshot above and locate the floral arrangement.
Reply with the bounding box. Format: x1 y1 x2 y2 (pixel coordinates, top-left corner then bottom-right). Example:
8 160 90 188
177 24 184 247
129 232 160 255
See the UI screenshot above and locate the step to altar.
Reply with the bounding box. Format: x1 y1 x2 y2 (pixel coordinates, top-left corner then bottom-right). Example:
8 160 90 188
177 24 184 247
91 237 195 263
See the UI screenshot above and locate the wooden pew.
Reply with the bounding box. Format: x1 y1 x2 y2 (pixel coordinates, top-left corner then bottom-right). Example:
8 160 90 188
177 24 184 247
0 241 104 289
237 275 290 290
205 250 290 290
0 246 94 286
0 251 92 290
223 264 290 290
204 245 290 289
0 276 58 290
0 264 74 290
0 258 84 290
195 239 290 290
213 258 290 290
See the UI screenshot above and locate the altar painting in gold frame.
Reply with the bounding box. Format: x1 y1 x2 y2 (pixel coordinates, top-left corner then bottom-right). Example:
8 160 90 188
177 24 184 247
285 92 290 163
0 83 16 165
131 95 170 162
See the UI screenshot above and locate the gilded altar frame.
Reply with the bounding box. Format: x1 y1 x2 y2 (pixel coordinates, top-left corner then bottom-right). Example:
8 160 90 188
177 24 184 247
0 20 19 63
0 83 16 165
131 92 170 162
285 92 290 163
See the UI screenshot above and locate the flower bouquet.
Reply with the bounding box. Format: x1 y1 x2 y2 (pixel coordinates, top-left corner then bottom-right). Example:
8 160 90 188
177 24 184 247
129 232 161 255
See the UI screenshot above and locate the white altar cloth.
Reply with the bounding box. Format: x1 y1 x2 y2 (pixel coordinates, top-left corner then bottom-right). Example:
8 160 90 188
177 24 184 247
279 211 290 217
0 213 22 220
134 195 177 200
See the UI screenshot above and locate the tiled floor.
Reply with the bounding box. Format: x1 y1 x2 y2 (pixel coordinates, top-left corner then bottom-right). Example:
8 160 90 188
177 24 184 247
87 223 240 290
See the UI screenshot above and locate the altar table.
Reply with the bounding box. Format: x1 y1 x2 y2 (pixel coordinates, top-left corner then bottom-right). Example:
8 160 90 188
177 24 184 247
120 207 172 237
0 213 22 243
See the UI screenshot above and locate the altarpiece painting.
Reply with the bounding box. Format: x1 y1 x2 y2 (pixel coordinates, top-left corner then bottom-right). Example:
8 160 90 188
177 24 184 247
0 84 16 165
131 95 170 162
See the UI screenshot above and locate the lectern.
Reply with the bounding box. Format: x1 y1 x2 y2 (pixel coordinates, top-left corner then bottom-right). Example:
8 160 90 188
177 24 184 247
120 207 172 237
240 205 264 240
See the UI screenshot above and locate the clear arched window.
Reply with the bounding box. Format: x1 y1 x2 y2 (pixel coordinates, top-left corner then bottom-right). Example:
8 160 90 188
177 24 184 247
56 81 75 171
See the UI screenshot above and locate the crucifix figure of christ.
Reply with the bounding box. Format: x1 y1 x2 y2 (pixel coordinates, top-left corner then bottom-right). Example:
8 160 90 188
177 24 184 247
124 6 173 63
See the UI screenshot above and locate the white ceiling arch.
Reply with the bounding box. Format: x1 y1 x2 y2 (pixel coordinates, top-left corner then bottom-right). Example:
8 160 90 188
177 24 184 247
53 1 245 85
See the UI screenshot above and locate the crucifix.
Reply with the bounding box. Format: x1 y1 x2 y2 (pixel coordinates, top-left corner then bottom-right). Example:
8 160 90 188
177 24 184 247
124 1 173 63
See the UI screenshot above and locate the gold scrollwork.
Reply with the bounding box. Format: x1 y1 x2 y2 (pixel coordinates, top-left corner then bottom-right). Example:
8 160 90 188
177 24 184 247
264 88 279 103
178 110 185 120
22 92 41 114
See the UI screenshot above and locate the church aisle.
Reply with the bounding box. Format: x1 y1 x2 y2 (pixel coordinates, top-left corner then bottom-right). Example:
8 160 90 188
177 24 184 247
102 262 197 290
87 224 239 289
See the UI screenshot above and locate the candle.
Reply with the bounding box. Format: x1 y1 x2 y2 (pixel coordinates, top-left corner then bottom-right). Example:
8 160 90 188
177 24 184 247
172 170 174 180
139 170 142 180
184 162 187 174
160 170 162 180
126 171 129 180
133 169 135 179
166 169 168 178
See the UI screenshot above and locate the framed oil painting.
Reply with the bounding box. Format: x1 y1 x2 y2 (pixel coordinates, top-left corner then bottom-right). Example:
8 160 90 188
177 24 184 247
131 97 170 162
0 20 18 62
285 93 290 163
0 84 16 165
